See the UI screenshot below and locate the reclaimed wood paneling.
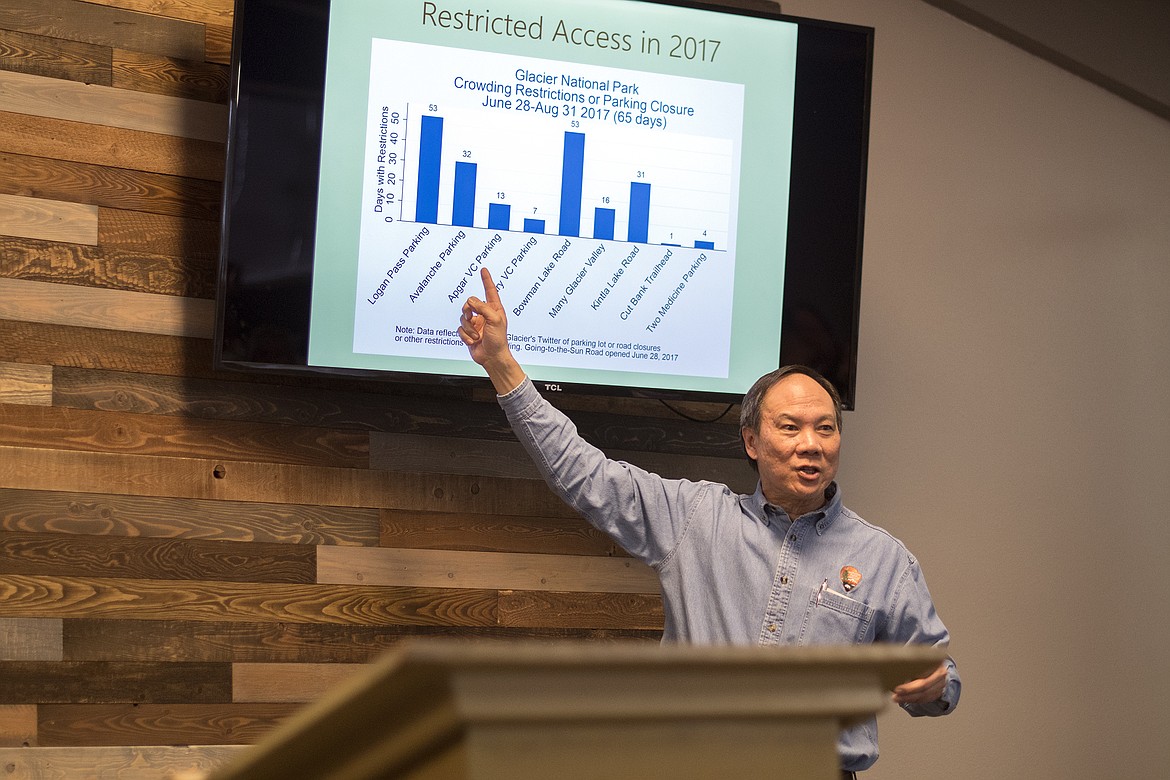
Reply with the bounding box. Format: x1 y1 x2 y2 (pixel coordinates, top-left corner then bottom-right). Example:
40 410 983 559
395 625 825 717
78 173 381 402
81 0 235 28
0 661 231 704
0 618 62 661
380 508 622 556
615 448 756 492
0 237 215 298
112 48 229 102
498 590 665 631
0 745 249 778
0 363 51 406
0 278 213 337
0 575 499 627
231 663 364 703
0 705 37 747
0 28 112 83
0 193 97 244
0 444 575 515
62 619 659 664
0 404 370 469
317 545 659 595
0 532 317 584
0 70 226 141
0 151 222 220
0 110 225 180
52 366 743 460
371 429 755 489
0 0 207 60
0 488 379 546
203 23 232 64
98 206 218 259
53 366 514 434
0 320 207 376
371 431 542 479
37 703 297 746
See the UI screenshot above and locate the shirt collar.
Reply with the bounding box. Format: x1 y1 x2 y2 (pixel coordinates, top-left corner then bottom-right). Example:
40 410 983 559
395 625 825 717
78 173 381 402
744 481 843 535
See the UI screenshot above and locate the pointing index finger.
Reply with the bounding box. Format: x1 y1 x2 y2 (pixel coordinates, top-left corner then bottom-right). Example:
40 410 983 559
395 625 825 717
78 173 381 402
479 266 501 304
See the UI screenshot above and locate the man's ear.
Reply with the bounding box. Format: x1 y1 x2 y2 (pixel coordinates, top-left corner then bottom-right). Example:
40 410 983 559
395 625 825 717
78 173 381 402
742 428 758 461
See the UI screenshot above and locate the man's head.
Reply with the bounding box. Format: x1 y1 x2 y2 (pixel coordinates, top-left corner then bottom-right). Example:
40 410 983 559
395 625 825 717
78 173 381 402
740 366 842 518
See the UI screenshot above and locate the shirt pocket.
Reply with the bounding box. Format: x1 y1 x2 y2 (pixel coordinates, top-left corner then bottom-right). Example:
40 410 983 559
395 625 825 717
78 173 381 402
797 586 874 645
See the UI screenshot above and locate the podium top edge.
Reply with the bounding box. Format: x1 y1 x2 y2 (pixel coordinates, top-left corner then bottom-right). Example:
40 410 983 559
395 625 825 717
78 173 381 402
383 637 947 668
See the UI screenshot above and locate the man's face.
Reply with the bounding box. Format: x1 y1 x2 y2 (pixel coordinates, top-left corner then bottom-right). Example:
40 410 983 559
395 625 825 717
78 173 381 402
741 373 841 519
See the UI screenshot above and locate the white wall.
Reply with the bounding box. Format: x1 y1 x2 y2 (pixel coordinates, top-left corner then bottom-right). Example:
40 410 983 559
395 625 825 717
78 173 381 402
777 1 1170 776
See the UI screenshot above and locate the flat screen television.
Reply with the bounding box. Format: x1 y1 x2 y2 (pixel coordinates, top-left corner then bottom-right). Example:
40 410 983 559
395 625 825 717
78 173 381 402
216 0 873 407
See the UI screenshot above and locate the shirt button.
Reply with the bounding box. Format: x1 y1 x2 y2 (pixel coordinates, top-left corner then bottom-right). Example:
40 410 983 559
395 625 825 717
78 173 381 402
768 624 777 632
788 534 797 542
780 576 789 585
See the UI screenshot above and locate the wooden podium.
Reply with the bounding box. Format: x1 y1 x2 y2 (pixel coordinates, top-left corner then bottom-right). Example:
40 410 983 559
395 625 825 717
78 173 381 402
209 640 943 780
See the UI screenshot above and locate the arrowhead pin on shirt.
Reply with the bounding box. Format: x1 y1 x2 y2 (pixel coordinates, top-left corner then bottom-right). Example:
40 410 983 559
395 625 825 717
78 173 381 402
840 565 862 592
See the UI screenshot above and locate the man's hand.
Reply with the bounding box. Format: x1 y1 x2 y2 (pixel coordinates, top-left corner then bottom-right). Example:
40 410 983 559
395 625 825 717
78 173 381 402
892 660 949 705
458 266 526 394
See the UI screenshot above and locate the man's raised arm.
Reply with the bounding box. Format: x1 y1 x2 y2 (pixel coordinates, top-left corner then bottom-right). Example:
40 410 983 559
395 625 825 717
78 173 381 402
458 266 527 395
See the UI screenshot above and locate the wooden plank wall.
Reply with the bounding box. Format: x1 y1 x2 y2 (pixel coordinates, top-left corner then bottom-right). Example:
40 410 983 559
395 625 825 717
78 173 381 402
0 0 761 776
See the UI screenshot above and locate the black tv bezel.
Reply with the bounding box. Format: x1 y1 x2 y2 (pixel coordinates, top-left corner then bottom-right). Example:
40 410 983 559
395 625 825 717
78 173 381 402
214 0 873 408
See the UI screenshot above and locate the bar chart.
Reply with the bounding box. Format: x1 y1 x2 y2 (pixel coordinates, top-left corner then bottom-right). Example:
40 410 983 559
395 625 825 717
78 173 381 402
397 106 734 252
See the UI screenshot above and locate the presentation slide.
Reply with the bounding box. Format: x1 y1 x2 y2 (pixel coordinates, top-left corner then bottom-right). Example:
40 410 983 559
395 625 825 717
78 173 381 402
307 0 797 396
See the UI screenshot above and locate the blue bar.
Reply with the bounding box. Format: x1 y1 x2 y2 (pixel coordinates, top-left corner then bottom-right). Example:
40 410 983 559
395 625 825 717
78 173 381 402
523 218 545 234
695 240 715 250
593 207 615 241
628 182 650 243
559 132 585 237
453 161 476 227
488 203 511 231
416 115 443 223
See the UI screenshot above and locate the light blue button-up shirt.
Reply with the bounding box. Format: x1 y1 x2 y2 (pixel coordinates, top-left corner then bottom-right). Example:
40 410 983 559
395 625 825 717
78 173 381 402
501 378 960 771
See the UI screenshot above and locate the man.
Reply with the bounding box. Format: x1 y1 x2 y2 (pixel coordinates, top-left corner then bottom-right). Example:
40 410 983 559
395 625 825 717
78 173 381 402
459 267 960 775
